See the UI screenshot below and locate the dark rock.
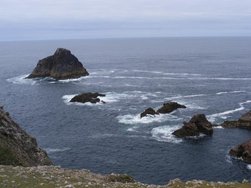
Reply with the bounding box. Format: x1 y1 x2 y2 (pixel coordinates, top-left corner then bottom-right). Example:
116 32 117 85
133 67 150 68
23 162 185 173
70 92 105 104
172 114 213 138
0 106 52 166
157 102 186 114
221 111 251 129
229 139 251 163
27 48 89 80
140 108 159 118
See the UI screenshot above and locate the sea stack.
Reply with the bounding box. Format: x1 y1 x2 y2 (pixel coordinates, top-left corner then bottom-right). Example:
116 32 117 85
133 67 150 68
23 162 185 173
27 48 89 80
0 106 52 166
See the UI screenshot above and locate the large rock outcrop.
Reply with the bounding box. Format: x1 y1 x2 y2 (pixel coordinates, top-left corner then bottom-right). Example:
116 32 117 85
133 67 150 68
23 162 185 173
229 139 251 164
27 48 89 80
172 114 213 138
221 111 251 129
70 92 106 104
0 106 52 166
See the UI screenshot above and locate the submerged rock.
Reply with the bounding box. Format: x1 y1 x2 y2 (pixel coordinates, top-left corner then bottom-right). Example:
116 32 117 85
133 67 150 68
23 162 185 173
157 102 186 114
172 114 213 138
0 106 52 166
70 92 105 104
221 111 251 129
27 48 89 80
229 139 251 164
140 108 159 118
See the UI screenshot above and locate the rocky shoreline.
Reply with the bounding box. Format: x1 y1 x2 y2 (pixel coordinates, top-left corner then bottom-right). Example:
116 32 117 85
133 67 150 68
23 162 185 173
0 165 250 188
0 106 52 166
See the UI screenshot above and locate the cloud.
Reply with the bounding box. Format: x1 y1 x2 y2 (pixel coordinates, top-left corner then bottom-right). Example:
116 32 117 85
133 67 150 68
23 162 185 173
0 0 251 40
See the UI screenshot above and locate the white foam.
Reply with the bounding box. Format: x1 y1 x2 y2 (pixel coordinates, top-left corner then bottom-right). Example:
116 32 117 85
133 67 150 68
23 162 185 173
213 126 224 129
216 90 246 95
166 94 207 100
7 74 37 85
225 154 233 164
57 76 87 83
45 147 71 154
117 113 181 125
99 92 135 103
151 125 182 144
7 74 88 85
247 165 251 170
132 70 202 77
208 100 251 122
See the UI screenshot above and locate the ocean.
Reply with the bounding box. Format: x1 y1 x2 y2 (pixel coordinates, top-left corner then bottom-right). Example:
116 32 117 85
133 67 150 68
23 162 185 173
0 37 251 184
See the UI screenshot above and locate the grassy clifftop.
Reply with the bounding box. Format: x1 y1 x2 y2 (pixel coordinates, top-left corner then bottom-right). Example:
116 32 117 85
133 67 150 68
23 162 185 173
0 165 250 188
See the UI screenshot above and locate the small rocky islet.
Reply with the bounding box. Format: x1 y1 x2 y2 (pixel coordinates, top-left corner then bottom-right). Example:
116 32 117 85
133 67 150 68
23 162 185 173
172 114 213 138
70 92 106 104
140 102 186 118
27 48 89 80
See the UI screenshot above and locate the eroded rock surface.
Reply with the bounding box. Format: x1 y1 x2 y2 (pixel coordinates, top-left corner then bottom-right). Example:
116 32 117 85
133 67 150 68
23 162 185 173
229 139 251 164
172 114 213 138
0 106 52 166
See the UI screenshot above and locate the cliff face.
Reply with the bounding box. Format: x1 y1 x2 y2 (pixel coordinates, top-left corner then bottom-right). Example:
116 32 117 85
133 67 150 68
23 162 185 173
27 48 89 80
0 106 52 166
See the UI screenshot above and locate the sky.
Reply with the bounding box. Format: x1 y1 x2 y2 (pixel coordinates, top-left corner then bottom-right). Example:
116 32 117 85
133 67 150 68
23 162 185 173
0 0 251 41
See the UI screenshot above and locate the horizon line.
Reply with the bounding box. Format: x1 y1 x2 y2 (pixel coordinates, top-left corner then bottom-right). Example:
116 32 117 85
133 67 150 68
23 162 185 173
1 35 251 42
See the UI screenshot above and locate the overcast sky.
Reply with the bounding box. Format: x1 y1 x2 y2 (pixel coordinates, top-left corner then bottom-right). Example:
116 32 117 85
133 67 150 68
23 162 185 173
1 0 251 41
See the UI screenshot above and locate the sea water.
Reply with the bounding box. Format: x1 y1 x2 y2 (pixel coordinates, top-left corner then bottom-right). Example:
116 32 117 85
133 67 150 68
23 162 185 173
1 37 251 184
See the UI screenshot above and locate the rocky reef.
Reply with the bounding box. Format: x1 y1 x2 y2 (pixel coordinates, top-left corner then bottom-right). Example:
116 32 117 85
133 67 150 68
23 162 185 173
221 111 251 129
140 102 186 118
70 92 106 104
172 114 213 138
229 139 251 164
0 106 52 166
27 48 89 80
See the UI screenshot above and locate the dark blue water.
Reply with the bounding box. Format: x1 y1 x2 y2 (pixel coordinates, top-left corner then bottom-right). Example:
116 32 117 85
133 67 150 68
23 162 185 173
0 37 251 184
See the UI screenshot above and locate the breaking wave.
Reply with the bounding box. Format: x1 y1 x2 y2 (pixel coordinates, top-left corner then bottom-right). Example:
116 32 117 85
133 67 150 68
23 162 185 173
208 100 251 122
7 74 87 85
117 113 182 125
151 125 182 144
216 90 246 95
6 74 37 85
45 147 71 154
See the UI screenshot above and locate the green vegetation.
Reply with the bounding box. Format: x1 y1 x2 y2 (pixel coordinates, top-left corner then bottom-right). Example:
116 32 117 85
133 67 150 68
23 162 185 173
0 165 250 188
0 144 20 166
